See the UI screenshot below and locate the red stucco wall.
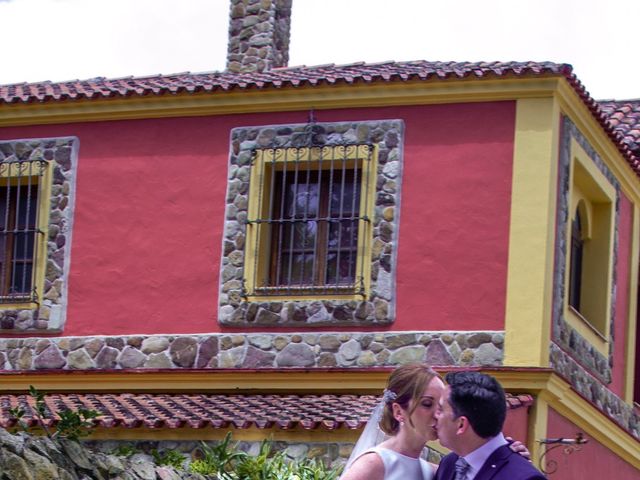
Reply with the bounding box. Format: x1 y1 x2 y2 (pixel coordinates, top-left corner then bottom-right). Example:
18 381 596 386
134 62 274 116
0 101 515 335
502 404 529 447
612 192 633 396
546 408 638 478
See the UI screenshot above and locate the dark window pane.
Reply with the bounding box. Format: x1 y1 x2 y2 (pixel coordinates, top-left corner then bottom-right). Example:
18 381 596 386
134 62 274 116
10 262 32 294
569 210 583 311
278 253 314 285
282 221 317 250
326 252 357 285
330 173 360 216
15 193 38 228
12 232 35 260
328 220 358 248
0 194 9 230
285 182 319 218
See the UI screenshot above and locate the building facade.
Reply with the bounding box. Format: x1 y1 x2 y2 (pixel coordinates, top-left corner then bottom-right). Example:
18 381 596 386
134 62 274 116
0 1 638 477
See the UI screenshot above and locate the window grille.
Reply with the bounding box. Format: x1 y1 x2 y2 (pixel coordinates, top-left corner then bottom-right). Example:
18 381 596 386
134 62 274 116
0 160 47 304
245 144 373 297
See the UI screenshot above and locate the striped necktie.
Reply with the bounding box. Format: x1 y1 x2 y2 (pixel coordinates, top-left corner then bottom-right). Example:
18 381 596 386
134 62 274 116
454 457 471 480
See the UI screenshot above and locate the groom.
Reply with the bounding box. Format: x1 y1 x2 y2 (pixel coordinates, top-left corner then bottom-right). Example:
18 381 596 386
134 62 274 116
433 371 546 480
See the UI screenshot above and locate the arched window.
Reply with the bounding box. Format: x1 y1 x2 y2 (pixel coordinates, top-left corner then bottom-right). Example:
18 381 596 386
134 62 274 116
569 208 584 312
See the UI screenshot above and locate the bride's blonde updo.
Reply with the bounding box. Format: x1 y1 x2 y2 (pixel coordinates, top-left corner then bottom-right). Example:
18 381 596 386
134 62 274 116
378 363 438 435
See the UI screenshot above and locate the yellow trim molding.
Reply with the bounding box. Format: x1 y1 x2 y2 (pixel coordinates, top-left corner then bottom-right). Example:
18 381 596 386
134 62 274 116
493 370 640 469
0 369 391 394
555 81 640 204
0 160 52 311
87 425 361 443
244 144 377 301
503 97 560 367
625 204 639 403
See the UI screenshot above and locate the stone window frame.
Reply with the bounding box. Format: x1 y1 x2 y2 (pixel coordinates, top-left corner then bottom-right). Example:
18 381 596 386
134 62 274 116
0 137 79 333
553 116 618 383
219 120 404 327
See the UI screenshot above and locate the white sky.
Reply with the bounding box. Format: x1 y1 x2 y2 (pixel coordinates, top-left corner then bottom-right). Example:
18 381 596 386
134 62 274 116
0 0 637 100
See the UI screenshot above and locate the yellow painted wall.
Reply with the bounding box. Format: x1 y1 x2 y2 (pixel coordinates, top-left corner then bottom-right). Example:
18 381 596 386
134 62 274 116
504 97 560 367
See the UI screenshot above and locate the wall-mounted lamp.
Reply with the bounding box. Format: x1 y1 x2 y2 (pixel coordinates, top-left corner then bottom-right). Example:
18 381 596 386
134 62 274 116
538 433 588 475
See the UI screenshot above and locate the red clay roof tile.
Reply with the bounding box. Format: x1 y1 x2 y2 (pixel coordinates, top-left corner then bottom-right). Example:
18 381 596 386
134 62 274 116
599 100 640 154
1 60 638 177
0 392 532 431
0 61 572 104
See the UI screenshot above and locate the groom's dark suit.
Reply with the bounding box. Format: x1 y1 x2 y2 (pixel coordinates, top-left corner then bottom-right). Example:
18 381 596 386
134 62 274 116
434 444 546 480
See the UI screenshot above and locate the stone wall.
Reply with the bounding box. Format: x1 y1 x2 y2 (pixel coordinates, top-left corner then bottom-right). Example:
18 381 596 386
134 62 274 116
86 438 443 471
0 428 194 480
0 427 441 479
226 0 292 73
0 331 504 371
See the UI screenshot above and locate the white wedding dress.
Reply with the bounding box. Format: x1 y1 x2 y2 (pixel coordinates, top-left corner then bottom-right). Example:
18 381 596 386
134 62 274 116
355 446 435 480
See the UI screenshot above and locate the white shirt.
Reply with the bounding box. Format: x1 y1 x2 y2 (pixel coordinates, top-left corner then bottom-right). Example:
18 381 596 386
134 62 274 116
461 433 508 479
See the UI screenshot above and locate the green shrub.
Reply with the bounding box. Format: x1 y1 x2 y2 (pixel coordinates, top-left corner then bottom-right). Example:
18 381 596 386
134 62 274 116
152 448 186 469
189 431 247 478
111 444 138 458
188 433 341 480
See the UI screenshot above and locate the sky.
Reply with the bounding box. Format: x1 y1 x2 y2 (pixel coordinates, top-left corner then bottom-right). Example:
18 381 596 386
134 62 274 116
0 0 637 100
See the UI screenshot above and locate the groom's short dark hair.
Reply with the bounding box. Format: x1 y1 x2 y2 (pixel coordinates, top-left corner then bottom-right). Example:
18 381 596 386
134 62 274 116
444 371 506 438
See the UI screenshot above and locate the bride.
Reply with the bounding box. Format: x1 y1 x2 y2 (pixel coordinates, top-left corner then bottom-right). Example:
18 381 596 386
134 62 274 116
339 364 529 480
340 363 442 480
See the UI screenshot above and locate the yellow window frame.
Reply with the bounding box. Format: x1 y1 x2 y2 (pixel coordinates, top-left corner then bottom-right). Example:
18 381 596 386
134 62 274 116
564 138 615 353
0 160 52 309
244 144 378 301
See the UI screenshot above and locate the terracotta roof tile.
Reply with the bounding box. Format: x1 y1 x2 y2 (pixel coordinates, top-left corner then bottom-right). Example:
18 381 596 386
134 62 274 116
599 100 640 154
0 392 532 431
2 60 638 177
0 61 572 104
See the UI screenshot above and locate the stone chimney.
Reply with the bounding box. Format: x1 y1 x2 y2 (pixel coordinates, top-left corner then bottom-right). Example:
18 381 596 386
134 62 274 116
226 0 293 73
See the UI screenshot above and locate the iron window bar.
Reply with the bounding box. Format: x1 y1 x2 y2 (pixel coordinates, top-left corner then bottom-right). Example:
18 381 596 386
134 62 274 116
0 159 47 305
244 143 373 298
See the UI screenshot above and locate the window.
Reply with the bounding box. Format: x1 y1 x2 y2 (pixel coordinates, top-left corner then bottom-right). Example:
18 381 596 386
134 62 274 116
565 140 615 342
0 160 47 304
0 137 77 332
220 120 403 327
568 208 584 311
244 145 375 299
267 168 360 291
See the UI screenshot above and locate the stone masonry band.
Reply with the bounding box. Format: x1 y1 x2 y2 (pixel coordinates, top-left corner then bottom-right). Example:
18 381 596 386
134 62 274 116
0 331 503 370
219 120 404 327
1 330 636 438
